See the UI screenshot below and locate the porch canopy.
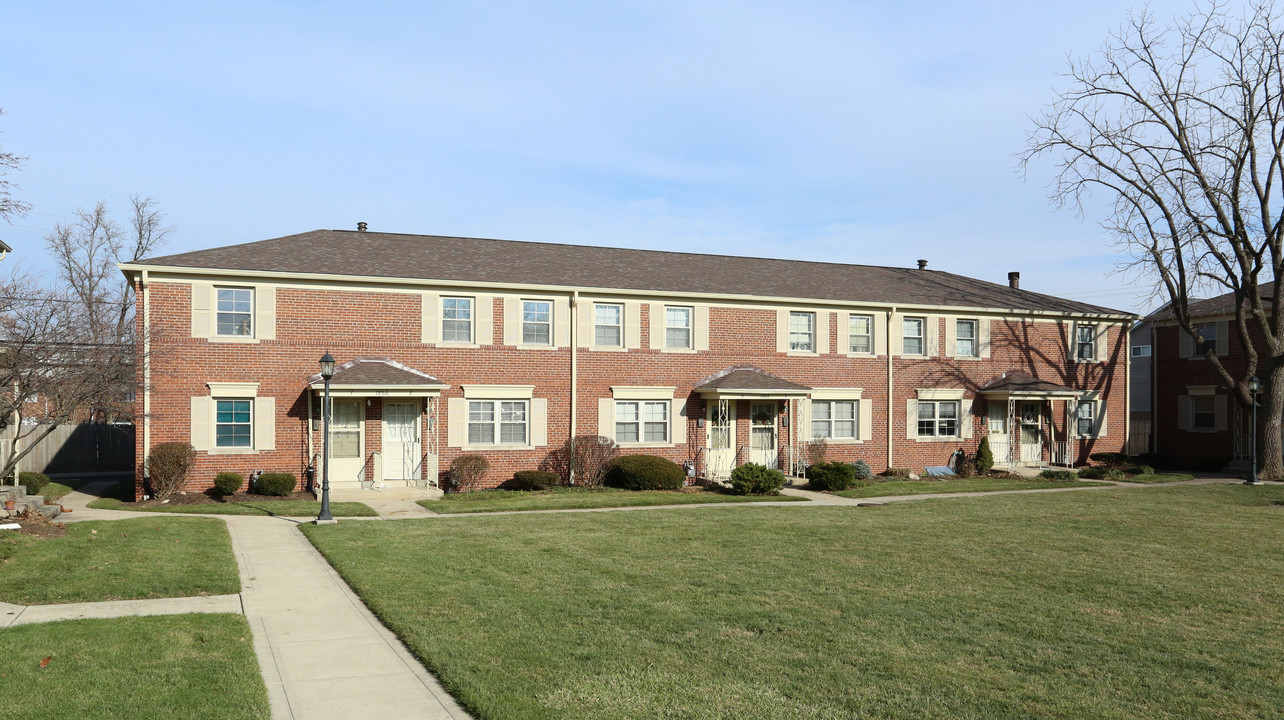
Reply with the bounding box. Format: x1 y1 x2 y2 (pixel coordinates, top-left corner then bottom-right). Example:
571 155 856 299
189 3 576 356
306 356 448 397
978 370 1083 468
693 364 811 399
977 370 1082 400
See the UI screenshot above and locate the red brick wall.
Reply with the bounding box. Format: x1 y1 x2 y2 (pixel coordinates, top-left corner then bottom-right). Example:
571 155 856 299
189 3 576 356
135 279 1129 495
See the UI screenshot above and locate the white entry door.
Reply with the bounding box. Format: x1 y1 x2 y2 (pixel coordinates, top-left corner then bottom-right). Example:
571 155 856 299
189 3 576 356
706 401 736 478
1019 401 1042 464
749 402 778 469
329 398 365 485
383 401 421 484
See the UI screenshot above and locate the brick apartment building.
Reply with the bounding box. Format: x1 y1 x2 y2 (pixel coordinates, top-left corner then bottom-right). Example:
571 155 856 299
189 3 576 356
1144 285 1274 469
121 228 1133 496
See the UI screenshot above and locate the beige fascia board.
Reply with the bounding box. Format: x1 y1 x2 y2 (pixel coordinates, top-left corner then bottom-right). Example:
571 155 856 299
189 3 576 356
308 383 448 396
979 390 1082 399
697 389 811 399
119 263 1138 322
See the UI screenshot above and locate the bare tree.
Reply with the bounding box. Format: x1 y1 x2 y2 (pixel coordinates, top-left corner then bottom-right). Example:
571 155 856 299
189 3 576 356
1023 1 1284 477
0 108 30 224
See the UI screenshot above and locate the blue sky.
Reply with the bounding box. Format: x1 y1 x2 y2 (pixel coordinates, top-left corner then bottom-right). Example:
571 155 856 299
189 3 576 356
2 0 1206 313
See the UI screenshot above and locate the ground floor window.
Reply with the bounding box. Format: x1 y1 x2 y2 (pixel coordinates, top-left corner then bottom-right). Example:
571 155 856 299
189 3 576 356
616 400 668 443
1076 401 1097 436
917 400 958 437
216 399 252 448
811 400 857 439
1190 396 1214 430
468 400 528 445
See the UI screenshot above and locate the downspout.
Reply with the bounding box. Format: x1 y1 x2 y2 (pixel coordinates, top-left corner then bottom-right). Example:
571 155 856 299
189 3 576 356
887 306 895 470
1150 322 1157 454
141 270 151 480
569 290 579 485
1124 321 1132 454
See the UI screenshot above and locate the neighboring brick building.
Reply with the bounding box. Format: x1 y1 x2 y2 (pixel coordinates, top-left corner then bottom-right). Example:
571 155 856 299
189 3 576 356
1147 286 1272 469
121 228 1133 496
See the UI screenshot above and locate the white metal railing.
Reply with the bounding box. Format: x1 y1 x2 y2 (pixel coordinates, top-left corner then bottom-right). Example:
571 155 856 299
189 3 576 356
1051 441 1071 467
989 439 1013 467
1019 441 1043 464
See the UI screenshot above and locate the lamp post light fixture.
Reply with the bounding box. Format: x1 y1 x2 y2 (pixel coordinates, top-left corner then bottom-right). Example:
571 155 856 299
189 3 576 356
1246 375 1262 486
315 352 338 524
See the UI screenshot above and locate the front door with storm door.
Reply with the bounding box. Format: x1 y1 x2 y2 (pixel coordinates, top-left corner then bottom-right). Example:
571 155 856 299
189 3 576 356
706 401 736 478
1018 401 1042 464
383 400 421 486
749 402 778 469
329 398 365 486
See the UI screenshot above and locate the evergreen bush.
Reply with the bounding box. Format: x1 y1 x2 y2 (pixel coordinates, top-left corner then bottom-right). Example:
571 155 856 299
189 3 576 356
1038 469 1078 482
605 455 685 491
807 461 855 491
18 471 50 495
976 436 995 472
213 472 243 496
511 470 561 491
256 472 296 496
727 462 786 495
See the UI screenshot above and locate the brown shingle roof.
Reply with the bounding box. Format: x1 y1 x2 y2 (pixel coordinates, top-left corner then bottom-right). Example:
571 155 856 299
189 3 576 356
979 370 1081 395
134 229 1128 316
306 357 446 386
1145 282 1275 321
694 365 811 392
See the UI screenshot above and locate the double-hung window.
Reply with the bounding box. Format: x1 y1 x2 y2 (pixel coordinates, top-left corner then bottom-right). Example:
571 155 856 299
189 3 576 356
522 300 552 345
595 303 623 347
442 297 473 343
789 311 816 352
1132 345 1152 357
1191 396 1215 430
1076 323 1097 361
1076 400 1097 436
215 399 252 448
811 400 857 440
468 400 527 445
902 317 926 355
1194 322 1217 355
917 400 958 437
666 307 692 349
849 314 873 354
615 400 669 443
956 319 977 357
216 288 253 337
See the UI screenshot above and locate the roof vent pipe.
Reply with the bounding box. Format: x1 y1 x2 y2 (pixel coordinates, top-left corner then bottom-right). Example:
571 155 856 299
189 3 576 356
1008 271 1020 290
357 222 368 232
917 259 928 270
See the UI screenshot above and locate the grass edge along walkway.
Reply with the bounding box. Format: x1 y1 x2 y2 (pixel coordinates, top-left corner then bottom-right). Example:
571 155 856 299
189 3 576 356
834 476 1110 498
305 484 1284 720
420 486 806 514
88 496 378 517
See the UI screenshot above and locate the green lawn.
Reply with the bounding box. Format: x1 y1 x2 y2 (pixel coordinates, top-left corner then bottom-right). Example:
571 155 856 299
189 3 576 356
1122 472 1196 484
88 496 378 516
0 614 269 720
40 479 87 501
0 517 240 605
422 486 804 514
834 476 1109 498
306 485 1284 720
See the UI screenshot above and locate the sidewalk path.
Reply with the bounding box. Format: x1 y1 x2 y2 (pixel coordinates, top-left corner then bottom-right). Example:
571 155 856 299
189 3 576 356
2 594 242 628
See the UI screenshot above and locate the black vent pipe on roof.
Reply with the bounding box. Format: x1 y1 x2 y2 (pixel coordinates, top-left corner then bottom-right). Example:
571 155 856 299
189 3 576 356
917 259 928 270
1008 271 1020 290
357 222 368 232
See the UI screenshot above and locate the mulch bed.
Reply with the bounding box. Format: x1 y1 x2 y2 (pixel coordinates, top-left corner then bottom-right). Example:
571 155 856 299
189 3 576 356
1 509 69 539
130 490 318 508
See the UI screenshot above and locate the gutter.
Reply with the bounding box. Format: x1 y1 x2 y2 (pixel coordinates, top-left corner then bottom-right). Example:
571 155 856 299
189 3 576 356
887 307 895 470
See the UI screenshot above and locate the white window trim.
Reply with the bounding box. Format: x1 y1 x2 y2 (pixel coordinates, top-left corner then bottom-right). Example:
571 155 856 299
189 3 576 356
208 382 260 398
788 311 817 354
1074 322 1098 363
917 400 961 440
462 384 536 400
614 399 671 445
1075 400 1097 437
1132 345 1152 357
466 399 530 448
902 316 926 356
607 386 679 447
214 398 254 451
810 399 859 442
847 313 875 356
441 296 476 346
593 302 625 350
215 286 255 339
955 318 979 359
664 305 694 351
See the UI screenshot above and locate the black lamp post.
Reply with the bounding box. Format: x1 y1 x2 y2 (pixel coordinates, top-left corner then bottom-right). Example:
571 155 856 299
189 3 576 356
1246 375 1262 486
315 353 338 524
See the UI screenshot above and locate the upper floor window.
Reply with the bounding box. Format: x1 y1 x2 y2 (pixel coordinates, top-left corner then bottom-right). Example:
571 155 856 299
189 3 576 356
442 297 473 343
468 399 527 445
811 400 857 440
595 303 623 347
789 312 816 352
917 400 958 437
216 288 253 337
215 399 252 448
666 306 692 349
522 300 552 345
956 319 977 357
903 317 926 355
849 314 873 354
1194 322 1217 355
1076 323 1097 361
1131 345 1152 357
1076 400 1096 436
615 400 669 443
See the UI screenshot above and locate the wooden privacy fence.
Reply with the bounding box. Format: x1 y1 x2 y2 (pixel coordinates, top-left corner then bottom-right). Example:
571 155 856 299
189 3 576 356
1127 419 1152 456
16 423 135 475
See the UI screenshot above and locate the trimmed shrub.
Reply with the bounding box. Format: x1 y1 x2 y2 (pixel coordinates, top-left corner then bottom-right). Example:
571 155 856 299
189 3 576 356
954 456 979 478
1089 452 1130 467
807 461 855 492
1038 469 1078 482
256 472 296 496
1127 464 1155 476
850 459 873 482
450 455 491 492
511 470 560 491
1195 454 1230 472
213 472 243 496
882 467 912 478
606 454 685 491
18 471 51 495
975 436 994 473
1103 468 1127 482
1078 467 1107 479
727 462 786 495
148 441 197 500
1136 452 1176 470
